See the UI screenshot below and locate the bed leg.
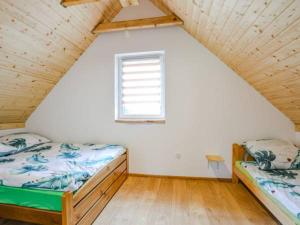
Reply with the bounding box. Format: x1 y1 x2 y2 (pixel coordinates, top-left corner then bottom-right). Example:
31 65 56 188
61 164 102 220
232 144 244 184
125 149 129 179
232 173 239 184
62 192 73 225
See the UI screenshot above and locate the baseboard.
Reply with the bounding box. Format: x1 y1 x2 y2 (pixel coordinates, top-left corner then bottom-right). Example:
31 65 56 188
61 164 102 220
128 173 231 182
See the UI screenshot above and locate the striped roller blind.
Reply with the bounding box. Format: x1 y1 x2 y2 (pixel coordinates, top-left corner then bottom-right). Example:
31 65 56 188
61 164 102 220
116 51 165 120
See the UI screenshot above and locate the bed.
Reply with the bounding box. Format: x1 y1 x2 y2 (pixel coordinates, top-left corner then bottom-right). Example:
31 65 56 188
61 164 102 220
0 134 128 225
232 144 300 225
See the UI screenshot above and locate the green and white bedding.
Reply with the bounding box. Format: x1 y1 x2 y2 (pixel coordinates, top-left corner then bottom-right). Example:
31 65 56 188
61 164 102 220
238 161 300 223
242 139 300 170
0 142 125 192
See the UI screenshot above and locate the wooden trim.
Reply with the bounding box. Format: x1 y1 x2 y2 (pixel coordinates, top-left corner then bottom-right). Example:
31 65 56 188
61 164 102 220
296 124 300 132
62 192 73 225
129 173 231 182
61 0 98 7
0 204 61 225
0 150 128 225
232 144 295 225
149 0 183 31
93 15 183 34
0 123 25 130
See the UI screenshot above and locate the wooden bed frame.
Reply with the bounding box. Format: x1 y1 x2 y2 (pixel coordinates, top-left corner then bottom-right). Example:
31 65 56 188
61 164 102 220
232 144 295 225
0 150 128 225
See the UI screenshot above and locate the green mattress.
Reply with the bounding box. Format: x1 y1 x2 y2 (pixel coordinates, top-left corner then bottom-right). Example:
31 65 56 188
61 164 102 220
0 185 63 211
236 161 300 225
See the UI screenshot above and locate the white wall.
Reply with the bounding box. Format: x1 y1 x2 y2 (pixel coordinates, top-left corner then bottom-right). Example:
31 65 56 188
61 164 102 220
113 0 164 21
26 1 295 178
296 133 300 146
0 129 27 136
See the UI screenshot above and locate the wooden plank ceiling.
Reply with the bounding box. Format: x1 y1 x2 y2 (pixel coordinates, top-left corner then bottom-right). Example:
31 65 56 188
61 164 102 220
93 15 183 33
0 0 299 131
153 0 300 130
0 0 122 128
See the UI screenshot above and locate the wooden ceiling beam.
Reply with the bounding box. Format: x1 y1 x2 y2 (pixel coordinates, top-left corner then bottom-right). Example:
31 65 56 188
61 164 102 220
93 15 183 34
149 0 174 16
61 0 99 7
119 0 139 7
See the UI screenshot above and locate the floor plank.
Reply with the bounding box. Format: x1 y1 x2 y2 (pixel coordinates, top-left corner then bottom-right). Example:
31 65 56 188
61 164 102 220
0 176 280 225
95 176 280 225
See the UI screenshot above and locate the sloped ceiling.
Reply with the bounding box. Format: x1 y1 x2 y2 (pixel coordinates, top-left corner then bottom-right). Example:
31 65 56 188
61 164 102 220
0 0 122 129
154 0 300 130
0 0 299 131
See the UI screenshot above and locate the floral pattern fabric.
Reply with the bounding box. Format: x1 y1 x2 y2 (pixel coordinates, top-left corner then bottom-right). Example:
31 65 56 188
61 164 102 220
243 139 300 170
240 161 300 221
0 143 18 156
0 142 125 192
0 133 51 152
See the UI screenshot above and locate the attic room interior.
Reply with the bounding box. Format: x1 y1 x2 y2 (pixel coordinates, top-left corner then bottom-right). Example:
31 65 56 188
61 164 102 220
0 0 300 224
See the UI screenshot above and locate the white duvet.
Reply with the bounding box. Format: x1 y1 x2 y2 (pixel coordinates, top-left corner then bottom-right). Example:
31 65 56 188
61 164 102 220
0 143 125 192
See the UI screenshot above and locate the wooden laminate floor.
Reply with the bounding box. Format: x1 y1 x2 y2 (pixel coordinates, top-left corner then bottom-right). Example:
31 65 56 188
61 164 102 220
0 176 280 225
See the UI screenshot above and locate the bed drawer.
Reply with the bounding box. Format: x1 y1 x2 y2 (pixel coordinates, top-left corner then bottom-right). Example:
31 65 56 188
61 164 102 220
73 159 127 223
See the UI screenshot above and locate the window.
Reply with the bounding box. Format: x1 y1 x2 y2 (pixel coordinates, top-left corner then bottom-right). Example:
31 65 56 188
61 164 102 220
115 51 165 122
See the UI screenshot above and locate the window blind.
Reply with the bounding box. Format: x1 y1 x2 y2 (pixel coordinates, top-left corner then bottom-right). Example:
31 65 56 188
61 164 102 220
115 51 165 120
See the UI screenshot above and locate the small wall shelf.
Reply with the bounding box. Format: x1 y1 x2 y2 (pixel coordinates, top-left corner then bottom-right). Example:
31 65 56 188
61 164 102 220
206 155 224 169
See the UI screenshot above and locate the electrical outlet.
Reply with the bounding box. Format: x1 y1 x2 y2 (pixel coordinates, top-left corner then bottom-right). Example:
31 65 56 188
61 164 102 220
175 153 181 160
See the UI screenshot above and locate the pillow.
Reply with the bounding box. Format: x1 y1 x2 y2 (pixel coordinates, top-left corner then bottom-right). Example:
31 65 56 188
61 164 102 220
0 133 51 150
242 139 299 170
0 142 18 157
291 150 300 169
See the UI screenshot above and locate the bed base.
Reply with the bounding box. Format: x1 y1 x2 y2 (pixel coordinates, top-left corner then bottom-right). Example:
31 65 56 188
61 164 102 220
0 150 128 225
232 144 295 225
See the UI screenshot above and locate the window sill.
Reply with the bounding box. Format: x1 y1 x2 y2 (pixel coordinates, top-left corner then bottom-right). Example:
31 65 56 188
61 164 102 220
115 119 166 124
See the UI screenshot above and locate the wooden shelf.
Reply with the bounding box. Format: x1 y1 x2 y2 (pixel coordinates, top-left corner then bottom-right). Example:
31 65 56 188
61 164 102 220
206 155 224 169
206 155 224 162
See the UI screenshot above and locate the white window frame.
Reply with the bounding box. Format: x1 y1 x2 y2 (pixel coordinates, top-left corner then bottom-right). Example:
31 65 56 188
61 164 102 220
115 51 166 122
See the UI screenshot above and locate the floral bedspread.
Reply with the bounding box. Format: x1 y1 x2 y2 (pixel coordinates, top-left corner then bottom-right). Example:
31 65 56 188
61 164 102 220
240 161 300 221
0 143 125 192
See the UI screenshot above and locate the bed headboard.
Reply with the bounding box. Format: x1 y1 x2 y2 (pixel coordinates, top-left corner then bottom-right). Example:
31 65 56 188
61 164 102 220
232 143 254 165
232 144 255 183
